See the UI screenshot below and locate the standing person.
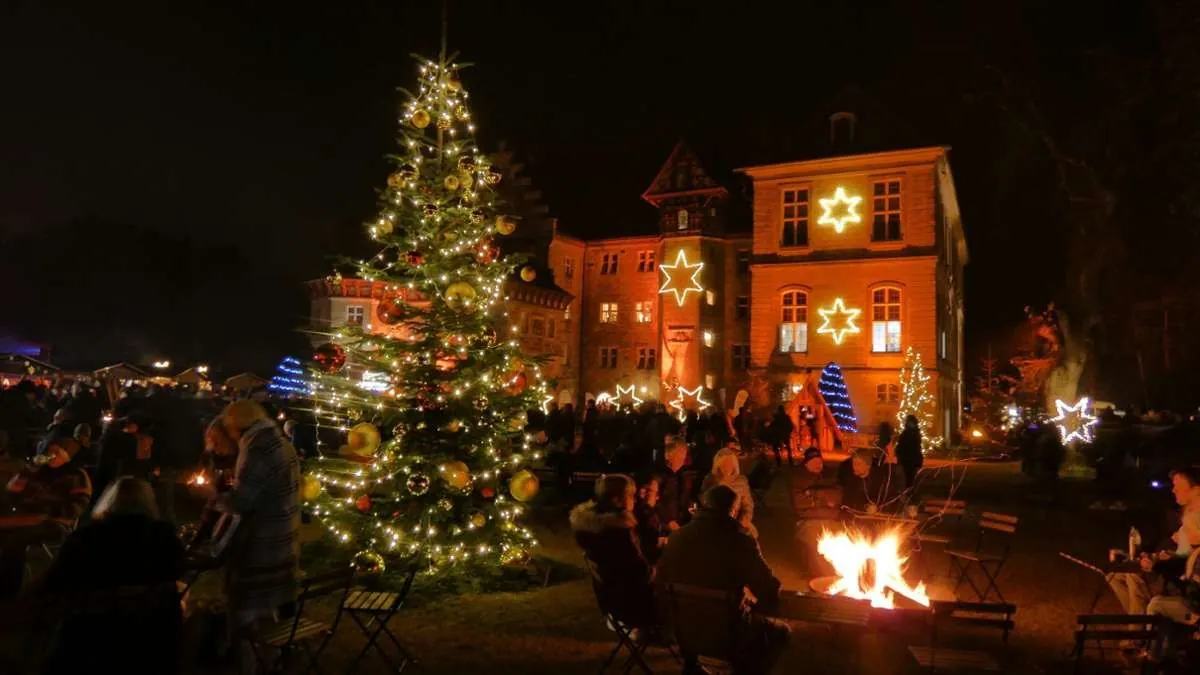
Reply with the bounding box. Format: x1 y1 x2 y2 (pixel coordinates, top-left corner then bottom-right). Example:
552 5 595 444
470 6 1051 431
895 414 923 490
769 406 794 467
735 405 754 453
876 421 896 465
701 448 756 536
655 436 696 532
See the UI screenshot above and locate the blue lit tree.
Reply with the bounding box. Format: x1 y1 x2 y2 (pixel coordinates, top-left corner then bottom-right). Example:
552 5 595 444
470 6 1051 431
269 356 312 396
819 362 857 432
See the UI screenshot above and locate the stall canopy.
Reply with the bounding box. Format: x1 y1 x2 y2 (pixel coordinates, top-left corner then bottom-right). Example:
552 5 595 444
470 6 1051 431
174 366 211 388
0 353 61 378
224 372 267 392
93 362 149 382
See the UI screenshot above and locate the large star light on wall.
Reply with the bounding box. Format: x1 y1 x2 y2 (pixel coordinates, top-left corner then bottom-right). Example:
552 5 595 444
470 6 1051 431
658 250 705 306
614 384 644 407
817 186 863 233
816 297 862 345
1051 396 1099 444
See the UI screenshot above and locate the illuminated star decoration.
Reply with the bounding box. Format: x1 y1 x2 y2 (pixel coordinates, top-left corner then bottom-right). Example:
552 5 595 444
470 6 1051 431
669 385 711 420
614 384 644 407
817 186 863 233
540 394 556 414
658 250 705 306
816 297 862 345
1051 396 1099 444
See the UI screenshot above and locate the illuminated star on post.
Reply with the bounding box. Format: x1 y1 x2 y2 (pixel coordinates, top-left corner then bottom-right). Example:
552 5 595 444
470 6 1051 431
816 297 862 345
669 385 711 419
658 250 705 306
614 384 644 407
1051 396 1099 444
817 186 863 233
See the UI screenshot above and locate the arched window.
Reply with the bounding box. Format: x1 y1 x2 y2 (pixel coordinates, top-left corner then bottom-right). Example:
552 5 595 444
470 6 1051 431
779 291 808 353
871 286 902 353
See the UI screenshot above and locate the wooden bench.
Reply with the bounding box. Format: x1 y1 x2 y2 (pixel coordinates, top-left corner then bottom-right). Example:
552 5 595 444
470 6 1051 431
909 601 1016 673
1072 614 1163 674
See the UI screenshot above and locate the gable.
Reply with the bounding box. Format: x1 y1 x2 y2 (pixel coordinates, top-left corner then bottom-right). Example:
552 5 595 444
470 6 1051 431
641 141 728 206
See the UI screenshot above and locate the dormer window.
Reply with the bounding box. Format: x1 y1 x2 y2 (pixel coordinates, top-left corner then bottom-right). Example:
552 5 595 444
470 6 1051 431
677 209 689 230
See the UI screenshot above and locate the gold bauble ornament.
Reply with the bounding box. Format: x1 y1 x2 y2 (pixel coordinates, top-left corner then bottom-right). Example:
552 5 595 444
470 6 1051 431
520 266 537 283
437 115 452 130
444 175 460 191
444 281 477 308
386 173 404 189
510 470 540 502
469 511 487 528
447 77 462 92
459 172 473 189
411 109 431 129
353 550 386 576
457 156 477 173
495 216 517 236
338 422 380 460
453 105 469 121
446 419 462 432
484 169 502 186
442 460 471 490
301 475 322 502
375 219 394 236
470 209 486 224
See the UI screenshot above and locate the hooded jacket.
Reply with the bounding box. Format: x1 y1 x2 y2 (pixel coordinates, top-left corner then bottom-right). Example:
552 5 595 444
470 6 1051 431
570 500 655 626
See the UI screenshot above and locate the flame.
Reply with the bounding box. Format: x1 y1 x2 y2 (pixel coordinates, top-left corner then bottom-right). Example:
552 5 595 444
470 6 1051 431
188 472 209 486
816 526 930 609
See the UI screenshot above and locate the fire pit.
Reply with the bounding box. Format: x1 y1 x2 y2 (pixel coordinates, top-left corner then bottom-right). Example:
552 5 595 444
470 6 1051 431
815 526 930 610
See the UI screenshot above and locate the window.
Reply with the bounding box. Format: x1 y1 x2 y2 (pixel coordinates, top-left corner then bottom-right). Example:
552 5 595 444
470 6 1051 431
677 209 689 230
634 301 653 324
600 253 619 275
872 180 902 241
737 250 750 274
563 256 575 280
871 287 902 352
876 383 900 404
703 330 714 347
779 291 808 353
705 373 715 389
940 330 946 360
636 348 657 370
735 296 749 320
706 290 716 306
781 188 810 247
732 344 750 370
637 250 656 272
548 320 556 338
529 316 545 337
599 347 619 369
347 305 365 326
600 302 619 324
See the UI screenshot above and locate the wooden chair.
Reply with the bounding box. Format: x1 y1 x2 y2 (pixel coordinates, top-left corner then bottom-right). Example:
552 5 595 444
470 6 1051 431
245 565 355 674
910 600 1016 673
662 583 743 674
1072 614 1163 674
342 561 420 673
947 512 1018 602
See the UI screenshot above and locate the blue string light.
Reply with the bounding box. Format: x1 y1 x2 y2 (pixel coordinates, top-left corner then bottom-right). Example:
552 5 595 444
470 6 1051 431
269 356 313 395
818 362 857 432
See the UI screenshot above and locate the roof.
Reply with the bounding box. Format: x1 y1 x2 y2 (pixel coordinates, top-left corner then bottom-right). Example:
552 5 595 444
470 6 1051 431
94 362 148 378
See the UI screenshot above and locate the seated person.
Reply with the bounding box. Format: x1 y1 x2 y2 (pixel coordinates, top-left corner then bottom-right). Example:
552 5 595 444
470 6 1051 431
656 485 790 674
1147 547 1200 662
700 448 756 537
792 448 841 578
0 437 92 599
634 475 666 565
570 474 655 629
837 448 907 515
1110 468 1200 615
38 477 184 675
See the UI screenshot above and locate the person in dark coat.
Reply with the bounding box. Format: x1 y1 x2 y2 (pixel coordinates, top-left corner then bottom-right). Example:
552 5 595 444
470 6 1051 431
735 406 755 452
633 475 666 564
837 449 907 514
38 477 184 675
769 406 794 467
894 414 923 489
0 380 38 458
570 474 655 628
656 485 789 674
654 436 696 532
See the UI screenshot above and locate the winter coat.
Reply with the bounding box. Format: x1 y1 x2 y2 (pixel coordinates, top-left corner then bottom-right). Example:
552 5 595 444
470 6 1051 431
655 465 697 527
837 460 907 514
633 499 664 565
895 427 923 469
700 472 756 534
656 509 781 615
570 501 655 627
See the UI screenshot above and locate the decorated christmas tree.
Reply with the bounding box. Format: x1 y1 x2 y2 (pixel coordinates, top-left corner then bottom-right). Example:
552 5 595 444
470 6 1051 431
301 50 548 574
896 346 941 453
268 356 312 396
818 362 857 432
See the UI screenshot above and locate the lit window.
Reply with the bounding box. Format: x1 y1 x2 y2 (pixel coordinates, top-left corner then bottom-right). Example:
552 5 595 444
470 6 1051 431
599 347 618 369
871 287 902 353
634 301 653 324
732 344 750 370
706 290 716 306
637 251 656 272
347 305 365 326
705 373 715 389
599 303 619 324
940 331 946 359
677 209 689 230
779 291 808 353
636 348 657 370
876 383 900 403
563 257 575 280
781 188 810 247
735 296 749 320
737 250 750 274
703 330 714 347
871 180 902 242
600 253 619 275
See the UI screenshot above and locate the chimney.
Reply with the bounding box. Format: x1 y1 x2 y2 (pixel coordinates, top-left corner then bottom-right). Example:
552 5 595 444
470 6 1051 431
829 111 857 147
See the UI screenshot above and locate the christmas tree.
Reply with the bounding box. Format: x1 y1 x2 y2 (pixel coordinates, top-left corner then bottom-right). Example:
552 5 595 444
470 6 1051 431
818 362 857 432
268 356 312 396
896 346 941 453
302 51 547 573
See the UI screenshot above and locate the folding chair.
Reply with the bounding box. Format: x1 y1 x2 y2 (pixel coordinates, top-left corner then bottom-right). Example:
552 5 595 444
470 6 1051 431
662 582 742 674
913 499 967 581
947 511 1018 602
584 557 654 674
343 561 420 673
1072 614 1163 674
246 565 355 674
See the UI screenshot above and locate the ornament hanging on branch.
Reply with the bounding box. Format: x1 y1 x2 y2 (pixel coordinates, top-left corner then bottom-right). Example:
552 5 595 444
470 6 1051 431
495 215 517 235
520 266 537 283
444 281 477 308
405 250 424 267
301 475 322 502
377 297 404 325
313 342 346 373
406 473 431 496
355 494 373 512
410 109 431 129
353 549 386 575
509 470 540 502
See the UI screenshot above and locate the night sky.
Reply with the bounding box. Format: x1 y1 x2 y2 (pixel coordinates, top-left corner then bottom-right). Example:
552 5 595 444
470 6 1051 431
0 0 1162 376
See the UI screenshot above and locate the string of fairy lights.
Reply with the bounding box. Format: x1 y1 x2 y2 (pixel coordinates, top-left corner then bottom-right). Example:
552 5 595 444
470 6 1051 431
896 346 942 453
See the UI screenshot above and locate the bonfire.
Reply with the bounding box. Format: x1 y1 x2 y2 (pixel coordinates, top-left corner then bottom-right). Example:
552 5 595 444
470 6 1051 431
816 526 930 609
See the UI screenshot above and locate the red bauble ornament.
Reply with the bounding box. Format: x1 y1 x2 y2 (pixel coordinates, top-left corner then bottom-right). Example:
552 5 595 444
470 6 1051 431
476 241 499 263
479 485 496 501
405 250 424 266
505 371 528 395
313 342 346 373
355 495 372 512
377 296 404 325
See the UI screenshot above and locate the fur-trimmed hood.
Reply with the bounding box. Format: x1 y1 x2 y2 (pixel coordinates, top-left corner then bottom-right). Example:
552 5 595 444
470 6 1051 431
569 501 636 534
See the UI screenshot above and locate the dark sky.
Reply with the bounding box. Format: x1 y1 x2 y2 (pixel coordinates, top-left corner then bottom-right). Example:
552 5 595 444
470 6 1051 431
0 0 1155 372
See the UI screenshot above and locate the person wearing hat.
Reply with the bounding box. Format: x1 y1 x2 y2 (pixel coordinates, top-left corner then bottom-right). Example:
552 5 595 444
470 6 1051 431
790 447 841 578
0 434 93 598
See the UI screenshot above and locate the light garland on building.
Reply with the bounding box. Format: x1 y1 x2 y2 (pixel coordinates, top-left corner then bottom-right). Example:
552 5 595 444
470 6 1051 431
816 297 862 345
818 362 857 432
658 249 705 306
895 347 941 453
817 186 863 233
1051 396 1098 444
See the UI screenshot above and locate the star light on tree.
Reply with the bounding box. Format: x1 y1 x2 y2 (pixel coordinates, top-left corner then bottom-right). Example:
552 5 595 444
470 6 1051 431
1051 396 1099 444
817 186 863 233
658 249 705 306
669 385 711 419
816 297 862 344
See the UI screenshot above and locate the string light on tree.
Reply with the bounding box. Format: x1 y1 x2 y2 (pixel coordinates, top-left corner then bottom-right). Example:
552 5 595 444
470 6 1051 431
818 362 858 432
817 186 863 233
1051 396 1099 444
816 297 862 345
895 347 942 454
658 250 705 306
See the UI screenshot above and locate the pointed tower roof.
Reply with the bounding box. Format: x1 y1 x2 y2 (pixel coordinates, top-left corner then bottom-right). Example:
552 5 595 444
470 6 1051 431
641 140 728 207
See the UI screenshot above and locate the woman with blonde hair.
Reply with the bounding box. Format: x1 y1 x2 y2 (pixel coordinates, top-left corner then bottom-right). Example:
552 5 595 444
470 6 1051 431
701 448 756 536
